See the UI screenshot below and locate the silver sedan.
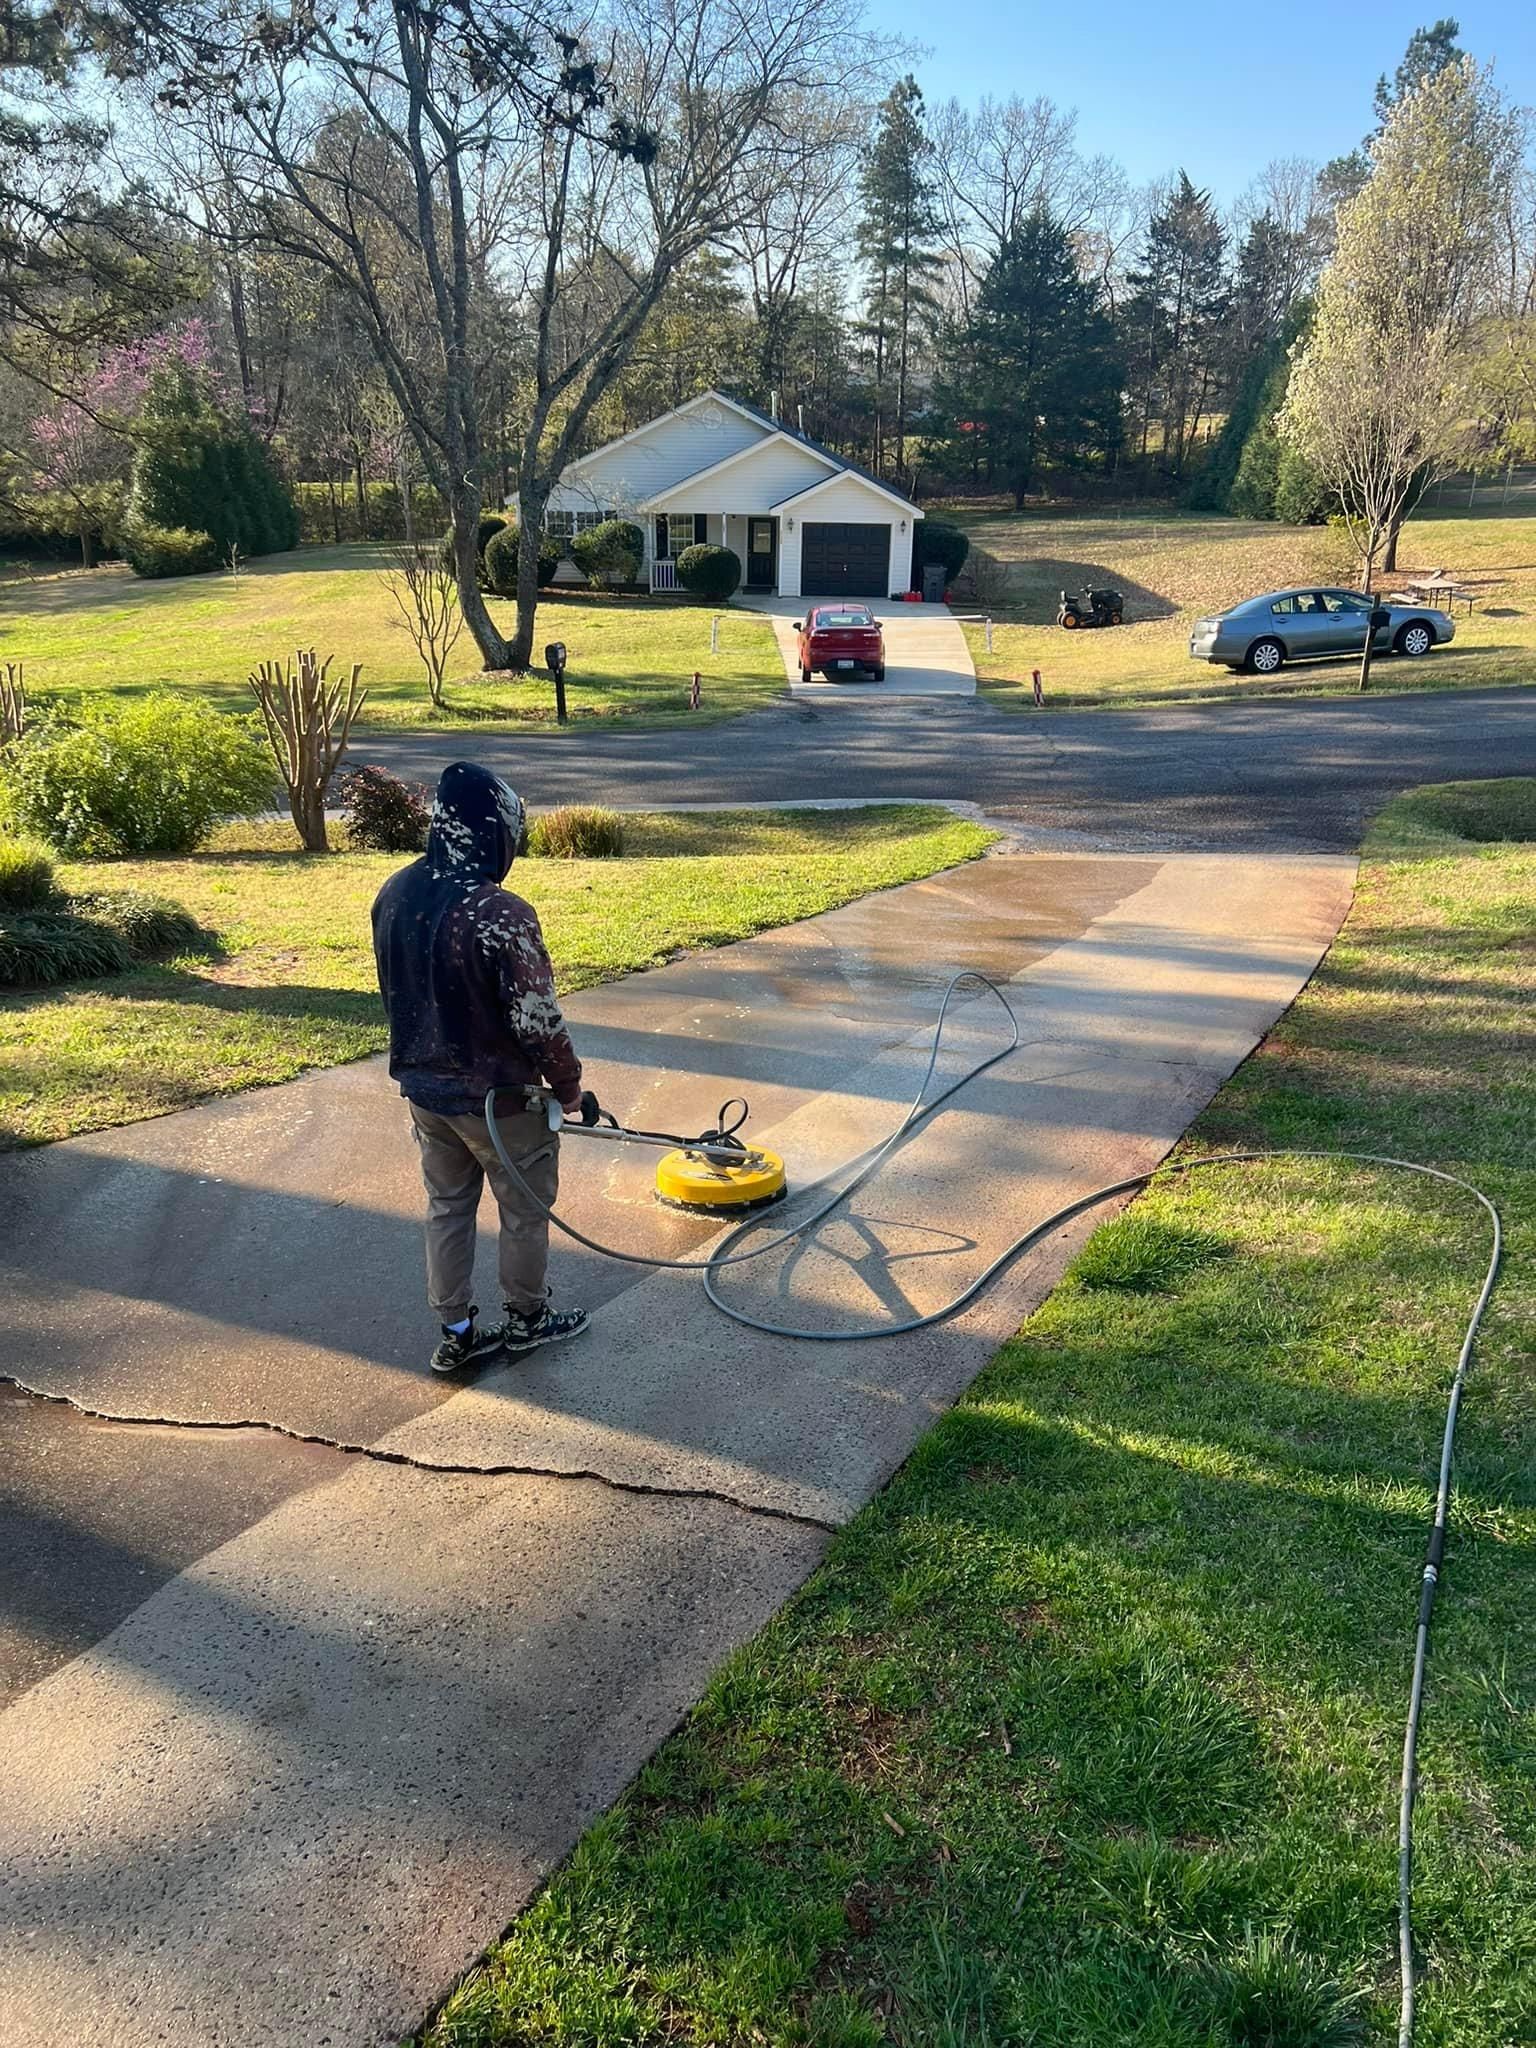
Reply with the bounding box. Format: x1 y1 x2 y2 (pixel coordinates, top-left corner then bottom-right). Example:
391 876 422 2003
1189 588 1455 674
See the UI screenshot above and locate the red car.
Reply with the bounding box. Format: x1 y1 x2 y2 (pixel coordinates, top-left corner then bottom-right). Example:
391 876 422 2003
797 603 885 682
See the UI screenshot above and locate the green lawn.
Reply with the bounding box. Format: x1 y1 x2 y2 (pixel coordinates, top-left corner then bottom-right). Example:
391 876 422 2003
956 501 1536 709
0 546 784 730
0 807 994 1148
419 780 1535 2048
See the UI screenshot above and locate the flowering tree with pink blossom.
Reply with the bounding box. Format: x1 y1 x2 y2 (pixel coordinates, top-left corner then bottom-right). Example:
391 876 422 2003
25 323 226 566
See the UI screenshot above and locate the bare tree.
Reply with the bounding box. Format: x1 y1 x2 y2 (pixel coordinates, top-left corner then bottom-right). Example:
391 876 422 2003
731 87 869 400
248 649 367 849
383 543 462 708
930 93 1090 318
495 0 869 667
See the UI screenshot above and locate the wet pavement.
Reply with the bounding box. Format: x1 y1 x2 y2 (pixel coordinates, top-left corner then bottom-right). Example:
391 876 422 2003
0 845 1357 2045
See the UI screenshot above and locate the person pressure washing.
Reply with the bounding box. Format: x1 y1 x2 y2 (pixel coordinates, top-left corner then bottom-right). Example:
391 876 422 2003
371 761 596 1373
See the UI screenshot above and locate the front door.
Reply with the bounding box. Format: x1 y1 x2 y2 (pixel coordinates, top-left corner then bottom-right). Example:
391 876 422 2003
746 518 777 590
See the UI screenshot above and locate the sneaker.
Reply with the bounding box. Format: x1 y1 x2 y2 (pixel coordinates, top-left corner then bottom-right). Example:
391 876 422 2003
501 1301 589 1354
429 1309 505 1375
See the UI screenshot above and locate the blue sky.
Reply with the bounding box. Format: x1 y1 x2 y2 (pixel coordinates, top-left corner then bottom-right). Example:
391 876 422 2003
874 0 1536 199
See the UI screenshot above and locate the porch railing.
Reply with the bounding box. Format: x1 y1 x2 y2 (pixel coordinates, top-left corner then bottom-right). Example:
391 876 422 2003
650 559 679 593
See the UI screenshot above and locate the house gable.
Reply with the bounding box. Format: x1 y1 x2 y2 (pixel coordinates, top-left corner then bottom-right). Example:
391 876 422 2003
645 432 839 514
772 468 922 518
549 393 770 515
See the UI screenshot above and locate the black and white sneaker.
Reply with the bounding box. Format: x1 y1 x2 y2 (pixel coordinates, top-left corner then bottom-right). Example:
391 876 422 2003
501 1301 589 1354
429 1309 505 1375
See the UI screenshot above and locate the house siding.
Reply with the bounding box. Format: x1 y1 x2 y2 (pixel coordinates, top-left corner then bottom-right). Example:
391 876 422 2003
548 397 766 520
778 475 919 598
647 439 836 517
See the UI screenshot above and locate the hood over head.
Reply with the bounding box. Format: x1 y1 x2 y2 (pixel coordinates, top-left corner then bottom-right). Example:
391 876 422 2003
425 761 526 885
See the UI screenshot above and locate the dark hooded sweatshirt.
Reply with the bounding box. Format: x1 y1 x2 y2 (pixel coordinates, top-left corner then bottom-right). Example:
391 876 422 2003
371 762 582 1117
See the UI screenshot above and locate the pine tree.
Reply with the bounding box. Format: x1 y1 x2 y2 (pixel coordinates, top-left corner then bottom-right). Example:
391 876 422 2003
856 76 943 478
1121 173 1228 477
1374 17 1464 126
1229 211 1308 371
935 211 1122 507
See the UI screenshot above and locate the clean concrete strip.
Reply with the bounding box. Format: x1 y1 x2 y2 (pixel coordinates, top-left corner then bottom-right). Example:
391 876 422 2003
0 848 1355 2046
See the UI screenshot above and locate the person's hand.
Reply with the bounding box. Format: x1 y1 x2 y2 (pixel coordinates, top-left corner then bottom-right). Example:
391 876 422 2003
579 1089 602 1126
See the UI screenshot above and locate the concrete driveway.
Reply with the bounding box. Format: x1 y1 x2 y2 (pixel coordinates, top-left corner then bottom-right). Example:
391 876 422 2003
0 842 1357 2046
751 594 976 698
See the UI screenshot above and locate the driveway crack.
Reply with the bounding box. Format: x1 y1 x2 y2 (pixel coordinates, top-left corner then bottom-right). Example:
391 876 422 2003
0 1372 839 1534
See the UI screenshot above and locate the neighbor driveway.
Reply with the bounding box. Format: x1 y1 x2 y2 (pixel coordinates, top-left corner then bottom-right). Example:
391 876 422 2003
749 593 976 698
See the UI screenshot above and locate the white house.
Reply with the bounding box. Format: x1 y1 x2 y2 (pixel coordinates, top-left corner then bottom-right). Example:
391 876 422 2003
539 390 922 600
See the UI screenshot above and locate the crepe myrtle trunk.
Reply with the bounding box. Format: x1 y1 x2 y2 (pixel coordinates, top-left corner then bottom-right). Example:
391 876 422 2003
448 478 512 672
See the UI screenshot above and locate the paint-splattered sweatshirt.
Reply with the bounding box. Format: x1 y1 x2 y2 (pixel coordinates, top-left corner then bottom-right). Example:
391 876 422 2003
371 761 583 1118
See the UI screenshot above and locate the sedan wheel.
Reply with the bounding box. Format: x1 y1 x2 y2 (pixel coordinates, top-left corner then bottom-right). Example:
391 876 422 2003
1396 622 1433 656
1246 637 1285 675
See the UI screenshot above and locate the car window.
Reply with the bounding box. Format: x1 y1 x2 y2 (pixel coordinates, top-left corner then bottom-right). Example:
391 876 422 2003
1270 596 1296 615
816 609 873 628
1293 593 1322 614
1320 591 1372 614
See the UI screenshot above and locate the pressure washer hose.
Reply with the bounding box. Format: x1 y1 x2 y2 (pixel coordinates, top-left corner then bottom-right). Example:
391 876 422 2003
483 969 1503 2045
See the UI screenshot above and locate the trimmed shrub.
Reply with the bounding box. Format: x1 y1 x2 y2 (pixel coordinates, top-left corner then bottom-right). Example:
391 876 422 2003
675 543 741 600
527 805 626 859
438 513 508 577
483 523 561 596
913 518 969 588
0 888 202 988
121 522 220 578
571 517 644 586
337 764 432 852
1 695 276 856
0 831 55 908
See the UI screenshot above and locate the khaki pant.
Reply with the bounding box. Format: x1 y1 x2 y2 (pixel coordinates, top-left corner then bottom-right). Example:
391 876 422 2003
408 1101 560 1321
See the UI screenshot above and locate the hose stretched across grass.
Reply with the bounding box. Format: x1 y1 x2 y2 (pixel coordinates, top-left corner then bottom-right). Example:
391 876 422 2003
485 968 1503 2044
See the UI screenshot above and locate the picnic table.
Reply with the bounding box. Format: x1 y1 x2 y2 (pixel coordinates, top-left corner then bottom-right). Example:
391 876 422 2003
1391 573 1476 613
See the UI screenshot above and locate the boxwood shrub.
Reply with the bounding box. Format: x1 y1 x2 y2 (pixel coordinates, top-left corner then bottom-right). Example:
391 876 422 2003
570 518 644 586
484 523 562 597
122 522 221 579
675 543 741 600
912 518 969 588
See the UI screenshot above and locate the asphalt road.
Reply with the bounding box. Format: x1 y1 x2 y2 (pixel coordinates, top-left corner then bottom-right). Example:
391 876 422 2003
361 684 1536 850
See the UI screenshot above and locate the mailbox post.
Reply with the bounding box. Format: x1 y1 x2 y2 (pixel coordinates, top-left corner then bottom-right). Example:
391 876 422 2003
544 640 569 724
1359 605 1391 694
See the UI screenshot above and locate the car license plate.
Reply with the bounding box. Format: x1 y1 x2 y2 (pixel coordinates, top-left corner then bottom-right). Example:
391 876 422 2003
836 659 854 669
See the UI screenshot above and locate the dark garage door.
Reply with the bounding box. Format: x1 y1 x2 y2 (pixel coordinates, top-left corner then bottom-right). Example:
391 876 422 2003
800 521 891 598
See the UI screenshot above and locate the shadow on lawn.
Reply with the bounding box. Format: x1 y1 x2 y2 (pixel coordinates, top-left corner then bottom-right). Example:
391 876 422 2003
971 553 1179 625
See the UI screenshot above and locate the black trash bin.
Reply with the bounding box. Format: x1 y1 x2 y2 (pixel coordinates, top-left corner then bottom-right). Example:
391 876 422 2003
922 563 947 603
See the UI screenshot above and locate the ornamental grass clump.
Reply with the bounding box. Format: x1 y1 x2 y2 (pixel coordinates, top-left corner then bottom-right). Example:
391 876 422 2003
527 805 626 859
